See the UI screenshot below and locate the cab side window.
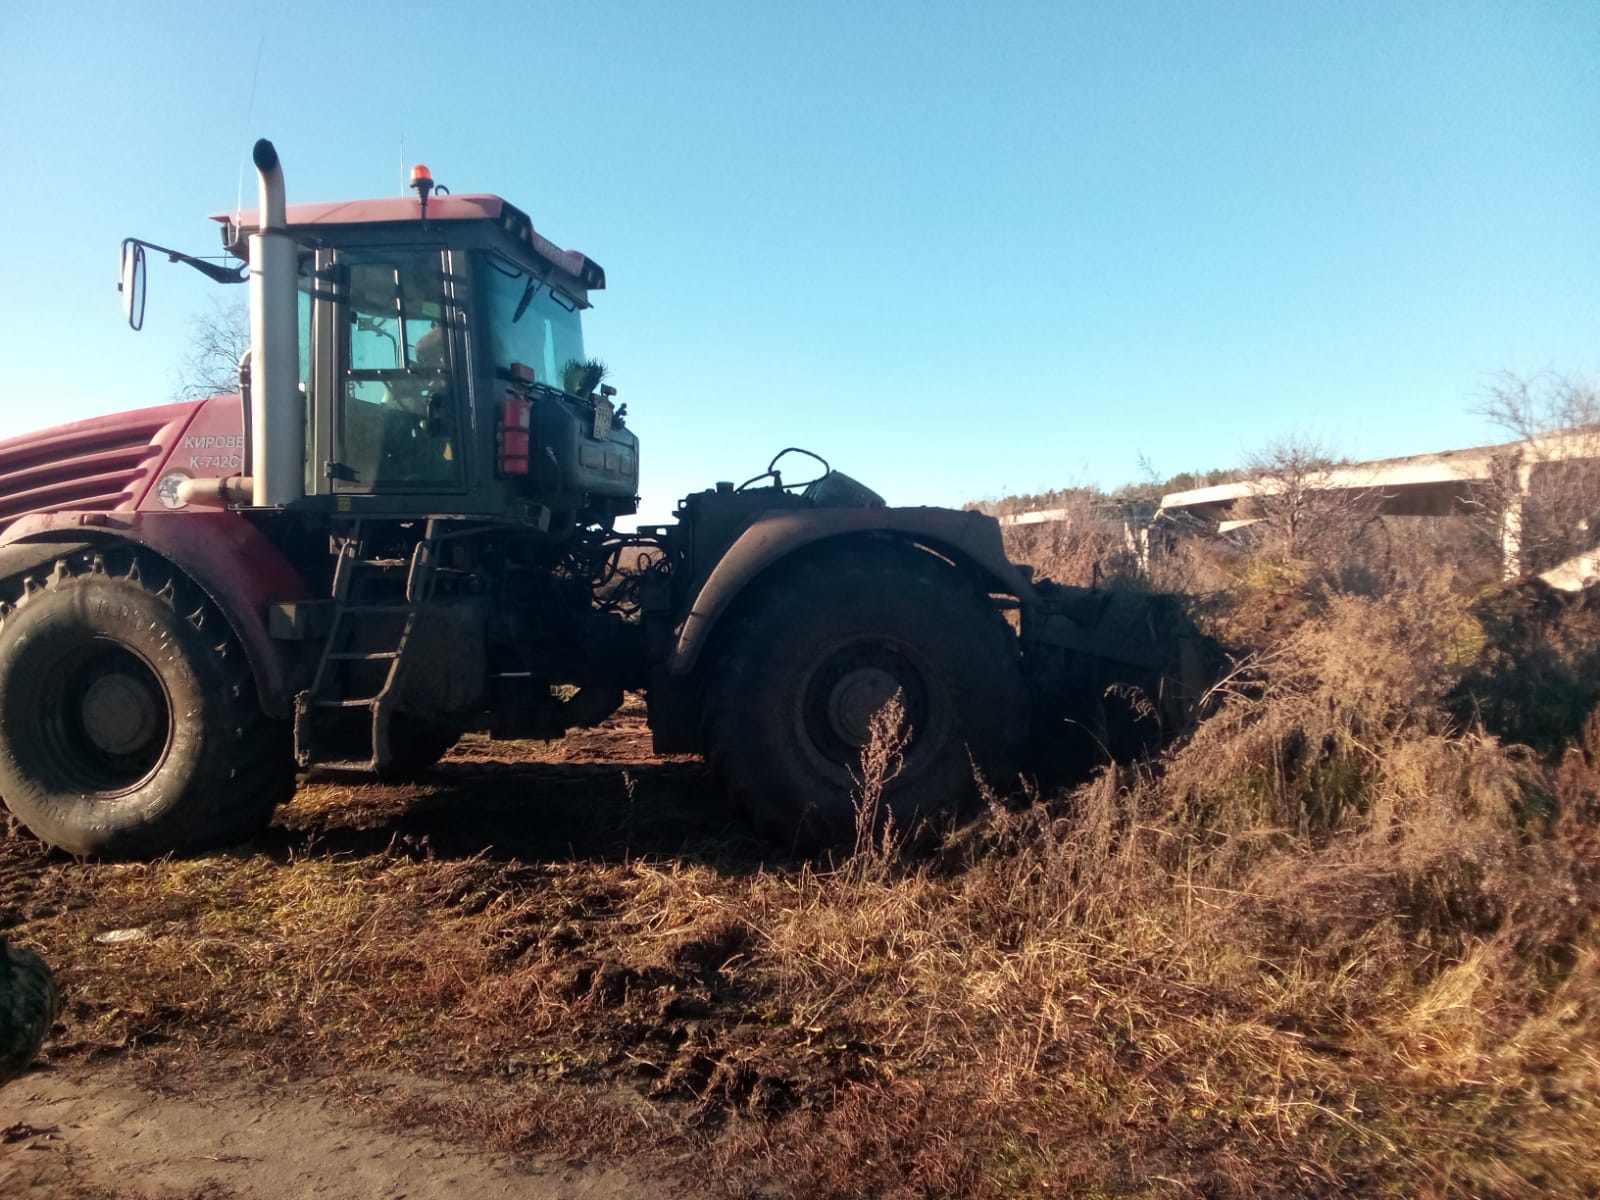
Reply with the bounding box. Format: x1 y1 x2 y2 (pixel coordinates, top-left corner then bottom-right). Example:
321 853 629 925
338 255 460 491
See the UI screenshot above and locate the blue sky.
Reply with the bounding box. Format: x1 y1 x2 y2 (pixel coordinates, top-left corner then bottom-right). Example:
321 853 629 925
2 1 1595 523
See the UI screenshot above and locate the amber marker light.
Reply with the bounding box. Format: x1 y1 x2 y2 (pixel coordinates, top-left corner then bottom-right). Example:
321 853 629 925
411 164 435 221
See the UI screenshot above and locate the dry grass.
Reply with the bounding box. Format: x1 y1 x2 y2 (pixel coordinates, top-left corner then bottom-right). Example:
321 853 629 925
999 501 1146 591
5 576 1600 1197
701 572 1600 1197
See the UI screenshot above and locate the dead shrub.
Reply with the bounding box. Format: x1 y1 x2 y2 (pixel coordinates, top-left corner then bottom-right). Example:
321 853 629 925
1164 581 1483 846
847 691 910 879
998 493 1145 589
1451 577 1600 755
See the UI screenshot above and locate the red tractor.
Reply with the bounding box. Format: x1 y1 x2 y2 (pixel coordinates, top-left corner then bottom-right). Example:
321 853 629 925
0 141 1184 858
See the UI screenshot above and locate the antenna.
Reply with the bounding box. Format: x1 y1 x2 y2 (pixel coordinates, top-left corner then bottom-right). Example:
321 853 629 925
235 34 267 217
400 132 406 196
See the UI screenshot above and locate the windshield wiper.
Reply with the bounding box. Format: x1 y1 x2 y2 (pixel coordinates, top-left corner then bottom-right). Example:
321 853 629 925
512 277 539 323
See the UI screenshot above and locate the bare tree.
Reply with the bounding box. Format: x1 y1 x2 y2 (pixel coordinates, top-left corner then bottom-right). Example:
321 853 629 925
171 298 250 401
1471 372 1600 577
1240 435 1383 570
1477 370 1600 443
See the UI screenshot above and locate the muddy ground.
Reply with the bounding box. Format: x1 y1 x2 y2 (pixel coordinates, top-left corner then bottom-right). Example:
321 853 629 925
1 697 756 1199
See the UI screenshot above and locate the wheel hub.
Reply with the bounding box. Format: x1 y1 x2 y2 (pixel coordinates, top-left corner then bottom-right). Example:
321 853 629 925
826 666 902 748
801 640 931 772
33 641 173 793
79 671 163 757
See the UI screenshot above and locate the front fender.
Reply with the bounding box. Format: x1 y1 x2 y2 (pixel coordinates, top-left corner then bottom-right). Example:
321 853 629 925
1 510 309 717
667 506 1033 675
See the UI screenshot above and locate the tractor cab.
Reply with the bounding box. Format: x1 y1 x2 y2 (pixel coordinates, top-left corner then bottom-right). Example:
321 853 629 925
118 164 639 532
214 187 638 531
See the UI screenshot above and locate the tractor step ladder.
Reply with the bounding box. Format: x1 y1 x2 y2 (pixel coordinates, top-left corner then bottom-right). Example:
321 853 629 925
293 521 441 772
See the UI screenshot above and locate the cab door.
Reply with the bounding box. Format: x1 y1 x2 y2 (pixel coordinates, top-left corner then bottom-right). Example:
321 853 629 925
323 249 465 496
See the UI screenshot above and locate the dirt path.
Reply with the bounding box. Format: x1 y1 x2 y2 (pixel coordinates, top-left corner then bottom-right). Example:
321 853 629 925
1 1059 684 1200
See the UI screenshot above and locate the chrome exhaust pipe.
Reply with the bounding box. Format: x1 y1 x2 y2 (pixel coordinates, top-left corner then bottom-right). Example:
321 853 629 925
248 138 303 507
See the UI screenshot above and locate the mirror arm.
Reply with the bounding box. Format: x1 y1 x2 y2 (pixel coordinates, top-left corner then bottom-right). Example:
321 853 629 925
126 238 248 285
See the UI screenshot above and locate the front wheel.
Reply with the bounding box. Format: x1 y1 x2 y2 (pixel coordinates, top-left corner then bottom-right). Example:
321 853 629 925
0 551 294 857
703 543 1026 848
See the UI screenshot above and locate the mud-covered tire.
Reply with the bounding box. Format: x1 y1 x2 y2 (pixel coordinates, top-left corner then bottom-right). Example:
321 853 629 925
703 542 1025 848
0 550 294 858
0 938 58 1086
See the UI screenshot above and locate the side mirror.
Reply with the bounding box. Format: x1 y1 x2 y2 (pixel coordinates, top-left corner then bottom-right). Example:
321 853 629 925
119 240 147 331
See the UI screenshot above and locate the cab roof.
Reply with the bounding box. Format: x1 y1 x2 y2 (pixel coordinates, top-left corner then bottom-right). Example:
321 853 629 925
213 194 605 291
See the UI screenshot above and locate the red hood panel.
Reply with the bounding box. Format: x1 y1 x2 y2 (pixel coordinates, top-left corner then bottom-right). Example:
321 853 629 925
0 401 205 532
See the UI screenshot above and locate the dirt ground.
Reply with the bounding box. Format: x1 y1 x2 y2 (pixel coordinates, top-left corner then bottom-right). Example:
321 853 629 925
1 697 732 1199
1 1060 672 1199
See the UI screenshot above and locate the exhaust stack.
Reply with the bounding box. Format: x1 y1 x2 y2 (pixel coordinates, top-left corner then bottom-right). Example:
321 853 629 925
248 139 303 507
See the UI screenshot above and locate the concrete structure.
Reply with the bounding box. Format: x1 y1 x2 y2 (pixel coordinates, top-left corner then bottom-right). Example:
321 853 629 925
1002 429 1600 588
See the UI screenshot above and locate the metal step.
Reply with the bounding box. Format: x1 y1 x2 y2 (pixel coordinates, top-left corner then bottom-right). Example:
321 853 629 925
326 650 401 662
312 697 381 709
309 759 379 773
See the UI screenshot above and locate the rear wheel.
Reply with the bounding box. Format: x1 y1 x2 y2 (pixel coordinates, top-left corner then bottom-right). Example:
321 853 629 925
703 542 1025 848
0 551 294 857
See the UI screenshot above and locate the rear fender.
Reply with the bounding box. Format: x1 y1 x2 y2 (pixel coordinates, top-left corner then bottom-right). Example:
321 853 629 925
667 506 1033 675
1 510 309 717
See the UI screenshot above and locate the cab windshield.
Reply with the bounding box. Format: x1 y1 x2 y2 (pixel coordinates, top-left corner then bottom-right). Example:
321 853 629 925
476 253 587 391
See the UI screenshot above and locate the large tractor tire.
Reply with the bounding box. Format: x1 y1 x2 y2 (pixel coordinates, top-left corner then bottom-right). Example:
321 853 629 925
703 542 1026 848
0 550 294 858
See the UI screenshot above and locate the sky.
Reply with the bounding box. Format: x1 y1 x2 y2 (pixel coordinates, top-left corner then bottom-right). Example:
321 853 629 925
1 1 1595 525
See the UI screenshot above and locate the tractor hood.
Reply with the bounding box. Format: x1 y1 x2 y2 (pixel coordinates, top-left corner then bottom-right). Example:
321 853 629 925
0 397 246 534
